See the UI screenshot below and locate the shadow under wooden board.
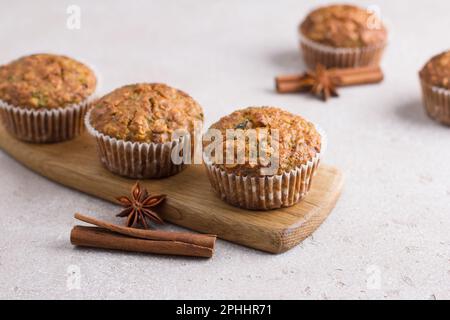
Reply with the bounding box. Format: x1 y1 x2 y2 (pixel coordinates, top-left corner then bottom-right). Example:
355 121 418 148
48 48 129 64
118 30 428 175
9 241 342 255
0 124 344 253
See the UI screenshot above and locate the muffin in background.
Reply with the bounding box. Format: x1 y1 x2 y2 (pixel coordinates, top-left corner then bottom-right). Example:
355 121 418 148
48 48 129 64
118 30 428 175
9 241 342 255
85 83 204 178
203 106 325 210
299 4 387 68
419 50 450 126
0 53 97 143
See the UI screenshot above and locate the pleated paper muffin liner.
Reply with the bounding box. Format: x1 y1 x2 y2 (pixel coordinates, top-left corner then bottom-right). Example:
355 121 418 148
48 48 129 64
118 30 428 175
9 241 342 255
299 35 386 69
420 79 450 126
0 95 96 143
85 109 185 179
204 126 327 211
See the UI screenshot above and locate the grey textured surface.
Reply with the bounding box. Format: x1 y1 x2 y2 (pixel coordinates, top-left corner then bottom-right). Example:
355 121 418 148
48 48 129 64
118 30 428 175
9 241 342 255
0 0 449 300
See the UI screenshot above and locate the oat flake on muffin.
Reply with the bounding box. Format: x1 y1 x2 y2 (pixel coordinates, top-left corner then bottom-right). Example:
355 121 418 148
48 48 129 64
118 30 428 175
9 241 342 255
89 83 204 143
208 106 321 176
0 53 96 109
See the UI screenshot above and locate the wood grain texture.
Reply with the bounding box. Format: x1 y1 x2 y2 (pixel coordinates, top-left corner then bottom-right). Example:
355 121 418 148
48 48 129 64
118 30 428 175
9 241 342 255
0 124 344 253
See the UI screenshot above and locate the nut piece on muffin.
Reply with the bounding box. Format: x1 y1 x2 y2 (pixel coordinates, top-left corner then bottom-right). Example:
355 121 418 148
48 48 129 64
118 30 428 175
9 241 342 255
204 106 324 210
86 83 204 178
299 4 387 68
0 53 97 142
419 50 450 125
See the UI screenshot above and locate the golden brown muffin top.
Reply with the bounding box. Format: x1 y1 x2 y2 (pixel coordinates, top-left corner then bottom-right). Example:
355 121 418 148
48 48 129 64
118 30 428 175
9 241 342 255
89 83 204 143
0 54 96 109
300 4 387 48
207 106 322 176
419 51 450 90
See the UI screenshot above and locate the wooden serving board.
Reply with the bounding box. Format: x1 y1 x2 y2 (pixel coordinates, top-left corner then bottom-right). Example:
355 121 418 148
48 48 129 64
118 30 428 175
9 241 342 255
0 124 343 253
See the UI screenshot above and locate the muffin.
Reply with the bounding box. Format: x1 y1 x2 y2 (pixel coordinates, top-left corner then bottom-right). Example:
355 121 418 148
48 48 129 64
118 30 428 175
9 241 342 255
203 107 325 210
299 4 387 68
419 50 450 126
85 83 204 178
0 53 97 142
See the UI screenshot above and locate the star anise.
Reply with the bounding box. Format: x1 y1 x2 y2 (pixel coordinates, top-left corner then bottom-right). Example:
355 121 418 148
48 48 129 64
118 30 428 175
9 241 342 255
275 64 339 101
116 182 166 229
305 64 339 101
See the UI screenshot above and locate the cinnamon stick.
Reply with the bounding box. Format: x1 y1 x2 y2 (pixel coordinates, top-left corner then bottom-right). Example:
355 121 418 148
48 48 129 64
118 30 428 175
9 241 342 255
275 78 312 94
328 66 384 86
74 212 215 249
71 226 214 258
275 74 306 82
327 65 382 76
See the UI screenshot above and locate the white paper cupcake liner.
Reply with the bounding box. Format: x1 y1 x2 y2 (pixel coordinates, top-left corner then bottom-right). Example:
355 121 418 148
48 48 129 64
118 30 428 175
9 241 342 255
299 35 386 69
204 125 327 210
85 109 185 179
0 95 96 143
420 79 450 126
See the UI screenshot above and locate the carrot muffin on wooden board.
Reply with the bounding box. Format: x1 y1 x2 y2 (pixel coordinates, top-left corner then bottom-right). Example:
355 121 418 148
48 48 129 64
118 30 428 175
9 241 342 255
299 4 387 68
419 50 450 126
203 106 325 210
0 53 97 143
85 83 204 178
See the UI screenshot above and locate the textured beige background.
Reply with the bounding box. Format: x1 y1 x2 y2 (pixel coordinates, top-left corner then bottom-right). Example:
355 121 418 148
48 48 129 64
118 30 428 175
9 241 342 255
0 0 449 299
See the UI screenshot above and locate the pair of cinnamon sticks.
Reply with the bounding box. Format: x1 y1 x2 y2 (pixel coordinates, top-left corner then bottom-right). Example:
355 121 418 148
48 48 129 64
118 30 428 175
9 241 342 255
275 65 384 94
71 213 216 258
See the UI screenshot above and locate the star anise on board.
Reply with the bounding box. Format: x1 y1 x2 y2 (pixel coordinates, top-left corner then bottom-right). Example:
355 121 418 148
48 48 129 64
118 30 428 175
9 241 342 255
116 182 166 229
304 64 339 101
